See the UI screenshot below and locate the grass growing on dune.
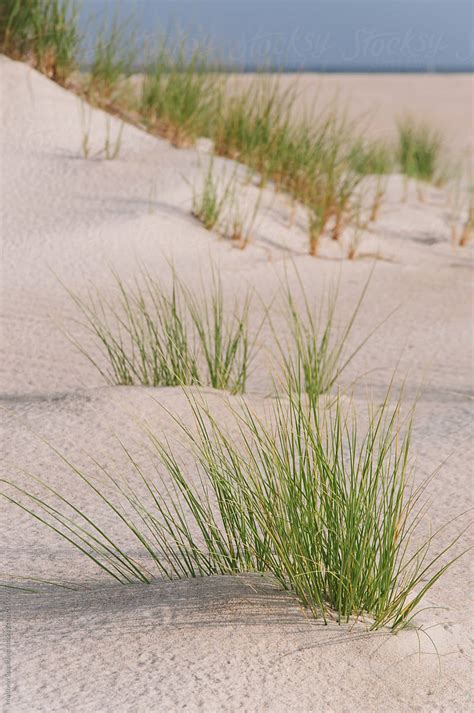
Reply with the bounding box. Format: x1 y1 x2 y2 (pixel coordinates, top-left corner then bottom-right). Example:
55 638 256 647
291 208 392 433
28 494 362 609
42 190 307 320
275 271 376 404
191 158 234 231
87 17 136 101
183 272 253 393
140 37 223 146
397 117 443 184
349 138 394 177
3 2 453 256
211 81 372 255
2 386 467 631
0 0 79 81
67 269 253 394
213 77 297 183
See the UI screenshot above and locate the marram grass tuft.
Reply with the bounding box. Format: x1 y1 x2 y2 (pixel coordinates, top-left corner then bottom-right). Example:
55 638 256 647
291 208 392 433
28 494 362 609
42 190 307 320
1 386 467 631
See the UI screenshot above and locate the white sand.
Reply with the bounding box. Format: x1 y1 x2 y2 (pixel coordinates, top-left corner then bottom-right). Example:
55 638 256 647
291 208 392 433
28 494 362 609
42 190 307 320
0 56 473 711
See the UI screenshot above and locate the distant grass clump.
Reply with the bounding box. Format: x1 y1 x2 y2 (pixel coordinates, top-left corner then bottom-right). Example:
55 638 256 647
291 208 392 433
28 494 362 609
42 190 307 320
191 158 233 231
1 0 79 82
397 117 443 183
87 18 136 102
2 386 466 631
140 39 223 147
349 139 394 177
348 139 395 222
213 77 297 183
67 269 253 394
225 182 264 249
211 81 374 255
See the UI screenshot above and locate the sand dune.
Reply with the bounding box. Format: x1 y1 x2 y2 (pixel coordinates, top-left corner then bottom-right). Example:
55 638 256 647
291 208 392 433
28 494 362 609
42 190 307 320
0 55 473 711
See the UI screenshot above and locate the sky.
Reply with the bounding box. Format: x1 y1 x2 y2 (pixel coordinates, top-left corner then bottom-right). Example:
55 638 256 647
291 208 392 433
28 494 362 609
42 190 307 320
79 1 474 71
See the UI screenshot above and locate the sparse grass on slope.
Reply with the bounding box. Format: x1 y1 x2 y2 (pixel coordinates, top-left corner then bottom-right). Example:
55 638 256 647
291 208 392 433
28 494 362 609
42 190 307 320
1 386 467 631
191 158 234 231
2 2 450 213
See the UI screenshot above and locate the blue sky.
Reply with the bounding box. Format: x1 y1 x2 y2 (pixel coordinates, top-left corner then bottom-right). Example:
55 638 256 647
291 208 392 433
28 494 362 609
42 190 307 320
80 1 474 70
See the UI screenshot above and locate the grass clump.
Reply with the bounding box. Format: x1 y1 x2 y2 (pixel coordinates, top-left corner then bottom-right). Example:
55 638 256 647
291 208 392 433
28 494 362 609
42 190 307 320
304 178 335 256
191 158 232 231
349 138 394 176
306 201 327 257
214 78 365 247
348 138 394 222
225 179 264 249
213 77 296 183
87 17 135 101
276 271 374 404
397 117 442 183
67 268 253 394
1 0 79 82
182 272 253 393
141 38 223 146
2 386 466 631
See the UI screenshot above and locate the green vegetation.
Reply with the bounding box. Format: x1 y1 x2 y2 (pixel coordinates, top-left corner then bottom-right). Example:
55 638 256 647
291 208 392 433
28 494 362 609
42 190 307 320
349 138 394 176
0 0 467 638
397 117 443 183
2 386 465 631
213 77 296 184
0 0 79 82
191 158 233 231
66 269 253 394
226 186 264 249
67 263 377 400
87 17 135 101
79 102 124 160
275 271 374 404
140 38 223 146
2 1 453 256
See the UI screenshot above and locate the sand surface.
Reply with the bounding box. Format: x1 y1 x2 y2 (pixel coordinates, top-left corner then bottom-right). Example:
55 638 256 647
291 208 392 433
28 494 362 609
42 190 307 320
0 56 473 711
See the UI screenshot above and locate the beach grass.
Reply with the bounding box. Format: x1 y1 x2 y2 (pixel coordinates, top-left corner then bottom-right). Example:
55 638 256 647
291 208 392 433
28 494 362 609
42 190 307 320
87 16 136 101
1 0 79 82
66 268 253 394
2 1 454 259
78 102 124 160
2 3 449 202
349 138 394 176
191 158 234 231
397 117 443 183
274 270 375 404
67 262 378 398
140 37 223 146
2 385 466 631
